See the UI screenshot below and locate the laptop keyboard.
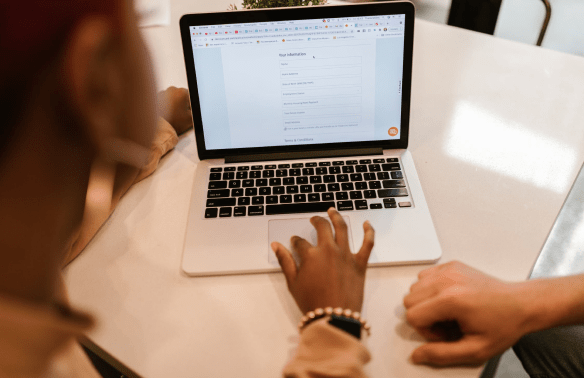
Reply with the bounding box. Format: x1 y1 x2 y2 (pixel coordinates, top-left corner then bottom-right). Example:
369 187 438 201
204 158 411 218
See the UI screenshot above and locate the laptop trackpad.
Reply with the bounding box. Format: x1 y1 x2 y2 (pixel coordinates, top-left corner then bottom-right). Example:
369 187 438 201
268 216 354 266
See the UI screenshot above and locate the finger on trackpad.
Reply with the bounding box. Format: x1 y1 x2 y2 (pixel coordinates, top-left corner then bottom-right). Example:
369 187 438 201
268 216 354 266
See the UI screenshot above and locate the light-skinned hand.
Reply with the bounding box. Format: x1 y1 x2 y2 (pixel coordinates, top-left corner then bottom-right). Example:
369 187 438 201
271 208 375 314
157 86 193 135
404 261 533 366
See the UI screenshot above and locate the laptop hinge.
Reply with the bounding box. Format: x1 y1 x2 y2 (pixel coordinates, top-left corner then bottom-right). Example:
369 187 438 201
225 148 383 164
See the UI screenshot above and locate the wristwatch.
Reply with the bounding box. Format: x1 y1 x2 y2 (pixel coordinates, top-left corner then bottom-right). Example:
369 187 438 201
328 314 362 339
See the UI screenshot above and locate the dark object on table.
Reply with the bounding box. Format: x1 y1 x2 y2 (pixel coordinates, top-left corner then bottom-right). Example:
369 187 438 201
447 0 502 35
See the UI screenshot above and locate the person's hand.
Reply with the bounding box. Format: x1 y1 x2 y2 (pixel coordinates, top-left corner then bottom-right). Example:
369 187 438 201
404 261 531 366
271 208 375 314
157 86 193 135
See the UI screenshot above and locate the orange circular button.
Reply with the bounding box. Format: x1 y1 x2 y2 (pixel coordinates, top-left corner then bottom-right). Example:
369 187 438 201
388 127 399 136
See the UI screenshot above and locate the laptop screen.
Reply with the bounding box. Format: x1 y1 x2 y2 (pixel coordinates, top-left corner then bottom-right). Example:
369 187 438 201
188 14 406 152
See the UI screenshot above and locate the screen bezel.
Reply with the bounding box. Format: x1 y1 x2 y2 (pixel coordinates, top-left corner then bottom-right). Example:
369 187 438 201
179 1 415 161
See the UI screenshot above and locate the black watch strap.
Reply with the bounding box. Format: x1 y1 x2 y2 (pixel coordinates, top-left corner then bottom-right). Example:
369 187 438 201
328 314 362 339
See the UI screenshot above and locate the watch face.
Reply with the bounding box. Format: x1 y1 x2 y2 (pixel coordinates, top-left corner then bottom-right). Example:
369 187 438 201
328 314 362 339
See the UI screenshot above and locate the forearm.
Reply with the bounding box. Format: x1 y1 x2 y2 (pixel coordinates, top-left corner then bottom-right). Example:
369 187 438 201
517 274 584 334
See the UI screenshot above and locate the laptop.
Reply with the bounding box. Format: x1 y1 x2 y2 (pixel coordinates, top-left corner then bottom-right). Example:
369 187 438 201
179 1 441 276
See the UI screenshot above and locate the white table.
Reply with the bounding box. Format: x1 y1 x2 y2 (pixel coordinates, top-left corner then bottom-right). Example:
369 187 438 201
63 1 584 377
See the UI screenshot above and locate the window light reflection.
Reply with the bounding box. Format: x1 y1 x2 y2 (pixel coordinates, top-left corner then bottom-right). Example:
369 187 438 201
445 101 576 194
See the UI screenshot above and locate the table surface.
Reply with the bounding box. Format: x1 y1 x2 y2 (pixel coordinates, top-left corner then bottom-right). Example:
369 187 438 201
63 1 584 377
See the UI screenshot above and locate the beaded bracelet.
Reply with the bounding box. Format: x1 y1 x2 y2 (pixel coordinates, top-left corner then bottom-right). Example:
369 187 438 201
298 307 371 335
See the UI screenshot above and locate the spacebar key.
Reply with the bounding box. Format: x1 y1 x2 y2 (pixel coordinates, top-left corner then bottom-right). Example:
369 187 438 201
266 201 335 215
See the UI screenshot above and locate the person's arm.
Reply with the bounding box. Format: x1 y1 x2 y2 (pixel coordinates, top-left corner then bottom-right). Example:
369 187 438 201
404 260 584 366
272 208 375 378
62 87 193 265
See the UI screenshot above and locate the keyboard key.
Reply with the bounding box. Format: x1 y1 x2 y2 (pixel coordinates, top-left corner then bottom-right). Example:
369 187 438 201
219 207 232 217
350 191 363 200
208 189 230 198
302 168 315 176
332 161 344 165
356 165 368 172
276 169 287 177
210 167 222 172
378 188 408 197
289 169 301 176
278 164 290 168
266 196 278 204
206 198 236 207
310 176 322 184
238 197 251 206
323 175 336 183
205 208 218 218
359 159 372 164
368 164 381 172
269 178 282 186
364 173 376 181
384 202 397 208
208 181 227 189
223 172 235 180
346 160 358 165
391 171 404 179
237 166 249 171
382 180 406 188
248 206 265 216
327 183 340 192
252 196 265 205
342 166 355 173
250 171 261 179
300 185 312 193
355 182 367 190
283 177 295 185
231 188 244 197
369 181 382 189
337 201 354 211
305 162 317 167
234 207 246 216
292 163 304 168
377 172 390 180
242 179 254 187
364 190 377 199
350 173 363 181
337 174 349 182
236 171 248 179
209 173 221 181
224 167 236 172
245 188 258 196
297 176 308 185
308 193 321 202
319 162 331 166
341 183 354 191
383 198 397 204
266 201 335 215
286 186 299 194
229 180 241 188
263 170 275 178
256 179 267 187
316 167 327 175
382 163 401 171
265 165 276 169
373 158 385 163
259 187 271 195
329 166 341 174
335 192 348 200
355 200 368 210
273 186 285 195
294 194 307 202
370 203 383 209
399 202 412 208
322 192 334 201
280 195 292 203
251 165 263 170
387 158 399 163
314 184 326 192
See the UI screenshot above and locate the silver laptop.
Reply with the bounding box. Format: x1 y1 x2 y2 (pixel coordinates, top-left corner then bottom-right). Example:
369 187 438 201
179 1 441 276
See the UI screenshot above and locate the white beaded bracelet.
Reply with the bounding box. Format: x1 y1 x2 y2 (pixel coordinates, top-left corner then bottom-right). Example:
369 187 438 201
298 307 371 335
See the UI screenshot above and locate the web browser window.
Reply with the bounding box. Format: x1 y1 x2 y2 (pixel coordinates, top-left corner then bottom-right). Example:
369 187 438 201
189 15 406 150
